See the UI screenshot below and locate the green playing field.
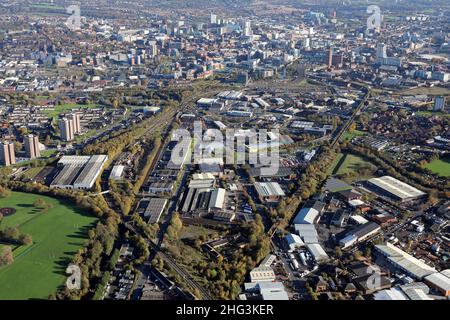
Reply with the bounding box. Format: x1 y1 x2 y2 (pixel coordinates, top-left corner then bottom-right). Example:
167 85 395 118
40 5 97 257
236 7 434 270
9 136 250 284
0 192 97 300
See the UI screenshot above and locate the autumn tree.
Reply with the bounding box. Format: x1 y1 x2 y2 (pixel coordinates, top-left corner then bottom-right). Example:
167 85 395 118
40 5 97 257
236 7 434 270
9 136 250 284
33 198 52 211
0 246 14 266
19 233 33 245
0 185 11 198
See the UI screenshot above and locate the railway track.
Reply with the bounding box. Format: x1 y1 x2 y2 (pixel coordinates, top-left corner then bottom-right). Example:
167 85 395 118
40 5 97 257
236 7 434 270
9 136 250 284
124 222 214 300
330 88 371 148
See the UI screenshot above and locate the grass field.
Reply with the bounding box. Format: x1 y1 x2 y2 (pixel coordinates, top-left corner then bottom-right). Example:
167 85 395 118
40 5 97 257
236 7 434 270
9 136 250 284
40 149 58 158
340 130 366 142
328 152 376 180
43 104 98 120
426 157 450 177
0 192 97 300
327 153 345 176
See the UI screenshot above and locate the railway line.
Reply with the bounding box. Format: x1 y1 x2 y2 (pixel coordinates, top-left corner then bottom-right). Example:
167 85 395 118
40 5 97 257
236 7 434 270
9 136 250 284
124 222 214 300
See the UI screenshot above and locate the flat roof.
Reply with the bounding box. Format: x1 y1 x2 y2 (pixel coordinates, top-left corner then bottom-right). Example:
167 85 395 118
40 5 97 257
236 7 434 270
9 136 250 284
350 215 369 225
293 207 319 225
368 176 426 200
189 179 215 189
254 182 285 198
350 222 381 239
424 270 450 293
375 242 436 279
306 243 329 262
285 233 304 247
109 165 125 180
51 164 83 187
144 198 168 224
258 282 289 300
209 188 226 209
374 288 408 300
248 166 293 178
73 155 108 188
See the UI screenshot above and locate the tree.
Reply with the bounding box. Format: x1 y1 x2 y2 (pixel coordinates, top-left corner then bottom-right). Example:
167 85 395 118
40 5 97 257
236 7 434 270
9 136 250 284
0 185 11 198
33 198 51 211
19 233 33 245
0 246 14 266
334 247 343 258
0 227 20 241
348 122 357 132
14 141 23 153
18 127 28 135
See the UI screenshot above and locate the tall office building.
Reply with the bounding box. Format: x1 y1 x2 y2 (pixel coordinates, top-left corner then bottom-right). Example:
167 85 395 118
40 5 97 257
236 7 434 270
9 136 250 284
210 13 217 25
68 113 81 134
148 41 158 57
376 43 387 60
24 134 40 159
59 118 75 142
327 47 333 68
0 141 15 166
243 20 252 37
434 96 446 112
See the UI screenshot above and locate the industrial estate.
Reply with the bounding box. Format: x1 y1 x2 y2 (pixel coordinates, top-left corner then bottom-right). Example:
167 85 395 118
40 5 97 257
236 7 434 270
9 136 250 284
0 0 449 305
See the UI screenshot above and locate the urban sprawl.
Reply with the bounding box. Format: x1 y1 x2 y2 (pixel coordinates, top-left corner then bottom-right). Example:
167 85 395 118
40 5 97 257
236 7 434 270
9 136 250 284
0 0 449 302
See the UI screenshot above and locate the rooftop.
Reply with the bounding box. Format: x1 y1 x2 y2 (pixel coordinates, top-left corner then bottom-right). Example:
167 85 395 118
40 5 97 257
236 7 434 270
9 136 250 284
368 176 426 200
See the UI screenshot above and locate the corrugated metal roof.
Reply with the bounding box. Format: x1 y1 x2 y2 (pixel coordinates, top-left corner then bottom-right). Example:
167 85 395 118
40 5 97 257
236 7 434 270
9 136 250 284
376 242 436 279
254 182 285 197
424 270 450 293
368 176 426 200
209 188 226 209
293 207 319 224
306 243 329 262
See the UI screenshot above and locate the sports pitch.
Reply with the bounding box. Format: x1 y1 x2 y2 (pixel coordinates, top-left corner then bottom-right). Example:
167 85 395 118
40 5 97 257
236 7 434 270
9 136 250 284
0 192 97 300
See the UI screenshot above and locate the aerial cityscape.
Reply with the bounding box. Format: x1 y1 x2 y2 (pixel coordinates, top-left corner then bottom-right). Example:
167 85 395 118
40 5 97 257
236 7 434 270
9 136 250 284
0 0 449 306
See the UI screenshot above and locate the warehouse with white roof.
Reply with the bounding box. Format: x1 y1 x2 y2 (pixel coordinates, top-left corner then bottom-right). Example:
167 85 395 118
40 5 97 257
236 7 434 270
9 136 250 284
293 207 319 224
51 155 108 190
285 233 304 251
367 176 426 202
208 188 226 211
294 224 319 244
254 182 285 201
109 165 125 181
306 243 329 263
